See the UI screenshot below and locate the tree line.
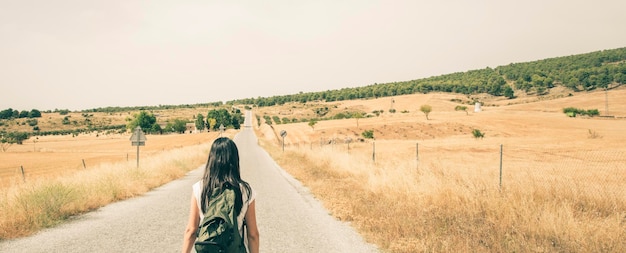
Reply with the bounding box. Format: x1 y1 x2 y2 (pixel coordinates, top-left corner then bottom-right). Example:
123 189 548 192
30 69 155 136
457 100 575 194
125 108 243 134
228 47 626 107
0 108 42 119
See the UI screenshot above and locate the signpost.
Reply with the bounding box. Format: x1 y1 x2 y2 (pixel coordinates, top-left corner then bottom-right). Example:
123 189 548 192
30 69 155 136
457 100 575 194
129 126 147 168
280 130 287 152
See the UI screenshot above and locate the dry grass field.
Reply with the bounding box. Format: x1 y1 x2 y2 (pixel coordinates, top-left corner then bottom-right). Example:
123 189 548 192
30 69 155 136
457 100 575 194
255 86 626 252
0 131 223 186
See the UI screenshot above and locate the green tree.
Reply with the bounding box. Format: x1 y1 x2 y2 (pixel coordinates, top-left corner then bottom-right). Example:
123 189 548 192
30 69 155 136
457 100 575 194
353 112 363 128
272 116 281 125
231 112 243 129
150 123 163 134
1 132 29 145
0 108 15 119
207 109 232 131
195 114 205 132
308 119 318 130
504 86 515 99
19 110 29 118
127 111 157 133
167 119 188 134
28 109 42 118
208 118 217 130
472 129 485 139
361 129 374 139
263 115 272 125
420 104 432 120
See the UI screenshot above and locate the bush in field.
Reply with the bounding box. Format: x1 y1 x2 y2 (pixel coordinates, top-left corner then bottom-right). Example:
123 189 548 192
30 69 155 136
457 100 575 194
472 129 485 139
362 129 374 139
308 119 317 130
272 116 281 125
263 115 272 125
420 104 432 120
455 105 468 115
26 119 38 127
563 107 600 117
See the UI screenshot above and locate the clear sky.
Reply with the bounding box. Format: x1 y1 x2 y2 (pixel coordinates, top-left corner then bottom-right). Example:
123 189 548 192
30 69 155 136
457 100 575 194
1 0 625 111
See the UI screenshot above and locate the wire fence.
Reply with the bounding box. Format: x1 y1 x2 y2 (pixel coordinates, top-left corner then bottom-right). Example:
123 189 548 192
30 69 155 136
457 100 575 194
285 139 626 201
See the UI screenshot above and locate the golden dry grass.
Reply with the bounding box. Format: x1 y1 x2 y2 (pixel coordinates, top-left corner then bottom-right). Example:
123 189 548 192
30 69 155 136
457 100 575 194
0 131 223 186
256 87 626 252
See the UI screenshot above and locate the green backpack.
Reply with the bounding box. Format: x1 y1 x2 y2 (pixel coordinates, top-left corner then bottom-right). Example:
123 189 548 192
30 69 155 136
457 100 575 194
195 186 246 253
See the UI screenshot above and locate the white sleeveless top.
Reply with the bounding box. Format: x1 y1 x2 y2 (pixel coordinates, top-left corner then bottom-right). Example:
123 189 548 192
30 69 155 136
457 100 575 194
192 180 256 236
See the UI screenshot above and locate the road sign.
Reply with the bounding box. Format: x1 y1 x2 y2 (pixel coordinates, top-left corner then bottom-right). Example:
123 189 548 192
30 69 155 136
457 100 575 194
280 130 287 151
129 126 146 167
130 126 147 146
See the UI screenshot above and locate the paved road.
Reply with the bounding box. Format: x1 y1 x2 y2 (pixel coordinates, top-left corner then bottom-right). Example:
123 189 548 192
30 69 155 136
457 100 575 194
0 111 379 253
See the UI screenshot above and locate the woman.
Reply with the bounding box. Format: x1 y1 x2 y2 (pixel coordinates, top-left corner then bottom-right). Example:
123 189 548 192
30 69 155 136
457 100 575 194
182 137 259 253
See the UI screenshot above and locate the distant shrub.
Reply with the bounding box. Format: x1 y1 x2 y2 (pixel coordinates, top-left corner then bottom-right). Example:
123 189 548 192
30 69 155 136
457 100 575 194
372 110 383 117
362 130 374 139
563 107 600 117
454 105 468 115
272 116 281 125
263 115 272 125
472 129 485 139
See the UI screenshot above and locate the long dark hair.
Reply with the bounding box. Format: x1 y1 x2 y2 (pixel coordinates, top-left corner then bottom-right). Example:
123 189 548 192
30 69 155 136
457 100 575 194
200 137 251 215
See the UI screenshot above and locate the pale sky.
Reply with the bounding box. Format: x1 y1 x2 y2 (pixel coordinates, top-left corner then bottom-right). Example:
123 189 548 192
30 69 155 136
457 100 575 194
1 0 625 111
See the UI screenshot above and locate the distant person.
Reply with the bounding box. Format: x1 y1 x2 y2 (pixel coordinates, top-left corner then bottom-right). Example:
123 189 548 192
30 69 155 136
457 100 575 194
182 137 259 253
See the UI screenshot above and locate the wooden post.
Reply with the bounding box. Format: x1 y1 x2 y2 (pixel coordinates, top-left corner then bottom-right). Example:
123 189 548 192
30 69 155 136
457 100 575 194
136 145 140 168
82 159 86 169
20 166 25 182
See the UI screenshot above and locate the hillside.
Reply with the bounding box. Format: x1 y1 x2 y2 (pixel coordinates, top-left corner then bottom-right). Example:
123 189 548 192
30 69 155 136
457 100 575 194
255 85 626 146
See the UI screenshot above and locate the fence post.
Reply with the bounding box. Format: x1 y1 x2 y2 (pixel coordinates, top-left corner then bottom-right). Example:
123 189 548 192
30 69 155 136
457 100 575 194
499 144 503 190
416 142 419 170
82 159 86 169
372 141 376 162
20 166 25 182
